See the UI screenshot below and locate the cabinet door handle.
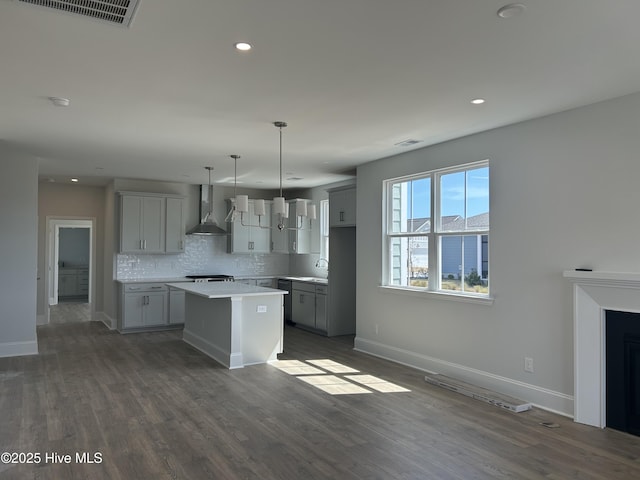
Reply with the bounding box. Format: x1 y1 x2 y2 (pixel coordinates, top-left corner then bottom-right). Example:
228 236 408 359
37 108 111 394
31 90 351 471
292 241 296 252
340 211 345 222
144 239 147 249
150 286 162 289
300 294 304 304
140 239 143 249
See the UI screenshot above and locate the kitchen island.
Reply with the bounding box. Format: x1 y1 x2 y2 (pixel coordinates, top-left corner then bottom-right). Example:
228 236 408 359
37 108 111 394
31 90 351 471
166 282 287 369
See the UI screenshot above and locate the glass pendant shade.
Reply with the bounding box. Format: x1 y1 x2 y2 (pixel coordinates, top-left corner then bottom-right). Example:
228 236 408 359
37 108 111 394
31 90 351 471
253 199 266 217
273 196 286 215
236 195 249 213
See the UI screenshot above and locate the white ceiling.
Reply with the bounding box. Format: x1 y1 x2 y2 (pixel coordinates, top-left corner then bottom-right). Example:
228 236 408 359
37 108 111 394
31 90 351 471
2 0 640 189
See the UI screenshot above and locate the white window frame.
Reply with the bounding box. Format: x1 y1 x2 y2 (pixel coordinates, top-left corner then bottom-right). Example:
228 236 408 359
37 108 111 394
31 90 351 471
382 160 492 303
319 199 329 261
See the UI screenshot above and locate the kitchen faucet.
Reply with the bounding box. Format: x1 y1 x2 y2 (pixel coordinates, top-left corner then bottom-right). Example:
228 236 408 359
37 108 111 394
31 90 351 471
315 258 329 269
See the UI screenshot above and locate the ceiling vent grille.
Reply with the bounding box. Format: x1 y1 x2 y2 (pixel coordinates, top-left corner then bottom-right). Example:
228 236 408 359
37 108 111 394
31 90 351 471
394 139 422 148
17 0 140 27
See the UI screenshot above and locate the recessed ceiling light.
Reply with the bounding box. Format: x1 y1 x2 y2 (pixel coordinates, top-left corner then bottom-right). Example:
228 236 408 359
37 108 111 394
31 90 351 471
497 3 526 19
235 42 252 51
49 96 70 107
71 178 79 182
471 98 486 105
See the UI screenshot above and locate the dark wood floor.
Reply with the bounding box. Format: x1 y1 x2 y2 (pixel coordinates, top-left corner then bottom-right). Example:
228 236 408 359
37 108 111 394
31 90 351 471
1 322 639 480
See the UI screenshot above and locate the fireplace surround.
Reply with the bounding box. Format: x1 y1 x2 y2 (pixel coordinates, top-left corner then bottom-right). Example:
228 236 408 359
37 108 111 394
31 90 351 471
564 270 640 428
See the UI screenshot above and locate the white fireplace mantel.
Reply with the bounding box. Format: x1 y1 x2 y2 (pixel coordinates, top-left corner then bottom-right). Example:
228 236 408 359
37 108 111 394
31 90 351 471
563 270 640 428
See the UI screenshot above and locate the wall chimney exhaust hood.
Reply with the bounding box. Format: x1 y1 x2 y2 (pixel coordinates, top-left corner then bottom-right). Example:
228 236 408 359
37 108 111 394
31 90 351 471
186 167 228 236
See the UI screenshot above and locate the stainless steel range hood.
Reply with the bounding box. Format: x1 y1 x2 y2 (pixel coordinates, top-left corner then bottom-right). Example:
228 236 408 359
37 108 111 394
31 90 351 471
187 171 228 235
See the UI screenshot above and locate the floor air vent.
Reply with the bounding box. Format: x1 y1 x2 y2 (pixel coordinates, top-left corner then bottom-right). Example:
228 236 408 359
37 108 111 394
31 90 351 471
425 374 532 413
17 0 140 27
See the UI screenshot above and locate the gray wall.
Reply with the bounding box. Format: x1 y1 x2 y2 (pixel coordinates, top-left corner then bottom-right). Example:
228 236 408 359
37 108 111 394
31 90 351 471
59 228 90 266
0 144 38 357
355 91 640 416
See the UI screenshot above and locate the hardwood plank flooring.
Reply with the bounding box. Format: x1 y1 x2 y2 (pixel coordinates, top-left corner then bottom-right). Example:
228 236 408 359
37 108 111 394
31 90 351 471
1 321 639 479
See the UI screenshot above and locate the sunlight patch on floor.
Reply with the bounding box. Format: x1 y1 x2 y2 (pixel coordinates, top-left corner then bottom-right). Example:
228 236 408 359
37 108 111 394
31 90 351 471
346 374 411 393
306 359 360 373
270 359 411 395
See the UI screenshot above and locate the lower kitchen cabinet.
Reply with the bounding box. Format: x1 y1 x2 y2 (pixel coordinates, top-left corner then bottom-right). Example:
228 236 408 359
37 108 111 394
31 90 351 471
291 281 327 332
120 282 190 332
123 291 166 328
314 285 327 332
58 267 89 300
169 287 185 325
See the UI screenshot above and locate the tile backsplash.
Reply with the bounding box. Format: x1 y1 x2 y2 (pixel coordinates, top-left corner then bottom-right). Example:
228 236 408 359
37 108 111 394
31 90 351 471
117 235 290 279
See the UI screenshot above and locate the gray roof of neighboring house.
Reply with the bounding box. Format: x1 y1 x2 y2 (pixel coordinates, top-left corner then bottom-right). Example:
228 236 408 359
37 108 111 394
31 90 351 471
407 212 488 233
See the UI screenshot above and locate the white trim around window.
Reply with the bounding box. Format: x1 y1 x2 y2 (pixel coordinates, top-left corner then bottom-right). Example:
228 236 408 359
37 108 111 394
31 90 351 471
382 160 492 300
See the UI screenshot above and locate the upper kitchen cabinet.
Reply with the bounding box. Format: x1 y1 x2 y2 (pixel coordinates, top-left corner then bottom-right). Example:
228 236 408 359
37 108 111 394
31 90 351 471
287 199 319 254
165 197 186 253
328 186 356 227
227 199 272 254
119 192 185 254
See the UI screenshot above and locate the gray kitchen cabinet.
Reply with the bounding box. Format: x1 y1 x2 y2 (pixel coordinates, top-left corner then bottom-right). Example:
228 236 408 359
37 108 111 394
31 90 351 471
288 199 313 254
58 267 89 299
227 199 272 253
120 283 168 330
58 270 77 298
120 194 166 253
328 186 356 227
169 287 185 325
314 284 327 332
119 192 186 254
291 281 327 332
165 197 186 253
271 210 289 253
77 268 89 296
292 281 316 329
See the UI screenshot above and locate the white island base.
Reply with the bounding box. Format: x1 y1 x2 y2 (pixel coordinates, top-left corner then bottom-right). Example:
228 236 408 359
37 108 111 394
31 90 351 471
167 282 286 369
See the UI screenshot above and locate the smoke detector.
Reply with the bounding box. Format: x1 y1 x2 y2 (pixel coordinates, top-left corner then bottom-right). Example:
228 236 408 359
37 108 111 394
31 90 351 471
17 0 141 27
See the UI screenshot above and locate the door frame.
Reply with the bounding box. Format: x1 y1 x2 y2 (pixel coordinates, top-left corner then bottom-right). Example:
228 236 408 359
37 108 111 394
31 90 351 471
45 217 96 324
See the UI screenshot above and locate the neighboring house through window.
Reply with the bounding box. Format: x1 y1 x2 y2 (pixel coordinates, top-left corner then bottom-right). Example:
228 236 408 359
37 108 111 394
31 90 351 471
384 160 489 296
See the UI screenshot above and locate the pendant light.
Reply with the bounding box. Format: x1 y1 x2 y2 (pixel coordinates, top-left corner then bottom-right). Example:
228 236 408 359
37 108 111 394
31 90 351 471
272 121 316 231
225 154 268 228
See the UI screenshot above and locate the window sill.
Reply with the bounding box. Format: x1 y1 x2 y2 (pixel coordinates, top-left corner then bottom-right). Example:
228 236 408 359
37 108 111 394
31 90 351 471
378 285 494 305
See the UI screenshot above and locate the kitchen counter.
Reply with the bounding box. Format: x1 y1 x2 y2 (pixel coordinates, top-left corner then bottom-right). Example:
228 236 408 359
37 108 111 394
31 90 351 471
116 277 192 284
167 282 288 369
165 282 287 298
279 276 328 285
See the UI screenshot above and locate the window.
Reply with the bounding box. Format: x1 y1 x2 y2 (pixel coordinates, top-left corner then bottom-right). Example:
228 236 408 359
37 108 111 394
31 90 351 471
319 199 329 261
384 161 489 296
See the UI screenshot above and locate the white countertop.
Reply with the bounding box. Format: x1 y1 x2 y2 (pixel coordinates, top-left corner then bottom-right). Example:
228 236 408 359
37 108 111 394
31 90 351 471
166 282 288 299
279 276 328 285
116 277 192 284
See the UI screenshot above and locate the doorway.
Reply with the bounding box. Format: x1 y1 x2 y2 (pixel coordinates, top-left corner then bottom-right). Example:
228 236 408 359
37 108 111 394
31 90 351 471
45 218 95 324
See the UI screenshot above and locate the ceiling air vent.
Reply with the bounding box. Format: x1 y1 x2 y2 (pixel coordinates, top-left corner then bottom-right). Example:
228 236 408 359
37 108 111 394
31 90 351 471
17 0 141 27
394 139 422 148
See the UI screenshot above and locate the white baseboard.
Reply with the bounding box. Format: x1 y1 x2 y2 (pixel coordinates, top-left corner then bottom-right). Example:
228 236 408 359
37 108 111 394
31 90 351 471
183 329 235 368
354 336 574 418
37 314 47 325
0 340 38 358
95 311 116 330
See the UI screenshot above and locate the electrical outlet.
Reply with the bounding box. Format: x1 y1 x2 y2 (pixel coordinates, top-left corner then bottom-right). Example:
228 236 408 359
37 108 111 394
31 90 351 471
524 357 534 373
256 305 267 313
